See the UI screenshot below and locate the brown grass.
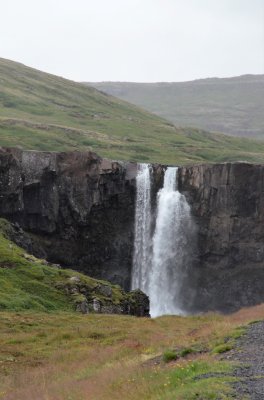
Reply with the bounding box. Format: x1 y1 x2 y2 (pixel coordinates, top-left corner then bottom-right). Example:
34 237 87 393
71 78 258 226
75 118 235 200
1 305 264 399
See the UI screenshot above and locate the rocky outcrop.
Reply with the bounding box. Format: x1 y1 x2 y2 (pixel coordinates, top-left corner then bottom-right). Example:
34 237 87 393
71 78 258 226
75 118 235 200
179 163 264 312
0 216 150 316
57 275 150 317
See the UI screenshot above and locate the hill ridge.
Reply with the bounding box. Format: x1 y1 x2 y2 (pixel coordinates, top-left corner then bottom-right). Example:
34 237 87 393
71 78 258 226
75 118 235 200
89 75 264 139
88 73 264 85
1 58 264 164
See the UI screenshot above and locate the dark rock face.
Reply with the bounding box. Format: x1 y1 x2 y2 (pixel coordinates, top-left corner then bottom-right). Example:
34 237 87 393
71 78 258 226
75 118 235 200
179 163 264 312
2 147 264 313
0 147 140 289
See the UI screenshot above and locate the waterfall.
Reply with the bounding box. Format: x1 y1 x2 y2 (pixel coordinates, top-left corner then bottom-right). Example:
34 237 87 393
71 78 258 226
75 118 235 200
132 165 194 317
150 167 192 317
132 163 152 294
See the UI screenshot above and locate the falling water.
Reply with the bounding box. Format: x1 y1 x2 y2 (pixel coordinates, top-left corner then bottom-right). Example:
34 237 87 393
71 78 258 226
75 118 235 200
150 167 192 317
132 165 194 317
132 163 152 294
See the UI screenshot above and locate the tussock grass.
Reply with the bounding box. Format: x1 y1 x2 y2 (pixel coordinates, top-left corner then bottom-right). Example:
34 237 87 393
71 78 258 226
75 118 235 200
1 305 264 399
163 349 178 363
212 344 233 354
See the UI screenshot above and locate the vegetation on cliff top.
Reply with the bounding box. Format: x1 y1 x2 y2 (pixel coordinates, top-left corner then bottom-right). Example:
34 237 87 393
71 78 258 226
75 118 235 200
2 58 264 164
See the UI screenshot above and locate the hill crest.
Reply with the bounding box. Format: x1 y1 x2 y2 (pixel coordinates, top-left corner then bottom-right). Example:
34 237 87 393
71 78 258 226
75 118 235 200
1 58 264 164
89 75 264 139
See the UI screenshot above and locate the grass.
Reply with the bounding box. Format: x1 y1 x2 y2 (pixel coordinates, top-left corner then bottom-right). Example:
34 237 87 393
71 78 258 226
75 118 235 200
0 217 263 398
163 349 178 363
0 219 264 400
163 347 195 362
1 58 264 164
212 344 233 354
1 305 264 399
0 216 263 399
90 76 264 139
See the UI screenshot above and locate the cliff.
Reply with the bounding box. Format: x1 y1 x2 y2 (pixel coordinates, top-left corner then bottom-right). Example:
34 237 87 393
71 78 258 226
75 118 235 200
179 163 264 312
0 147 162 291
1 147 264 313
0 147 136 289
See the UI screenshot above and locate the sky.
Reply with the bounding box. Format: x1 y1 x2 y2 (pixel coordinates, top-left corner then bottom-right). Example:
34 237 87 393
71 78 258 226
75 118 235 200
1 0 264 82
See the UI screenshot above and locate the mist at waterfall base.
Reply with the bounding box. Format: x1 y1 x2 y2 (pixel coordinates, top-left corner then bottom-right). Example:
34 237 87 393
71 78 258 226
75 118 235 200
132 164 195 317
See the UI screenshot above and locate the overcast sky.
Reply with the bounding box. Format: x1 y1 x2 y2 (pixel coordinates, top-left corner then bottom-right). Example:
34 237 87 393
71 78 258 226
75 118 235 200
1 0 263 82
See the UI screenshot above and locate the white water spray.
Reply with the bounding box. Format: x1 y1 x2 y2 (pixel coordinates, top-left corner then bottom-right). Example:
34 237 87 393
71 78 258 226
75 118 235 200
150 167 192 317
132 164 152 294
132 165 194 317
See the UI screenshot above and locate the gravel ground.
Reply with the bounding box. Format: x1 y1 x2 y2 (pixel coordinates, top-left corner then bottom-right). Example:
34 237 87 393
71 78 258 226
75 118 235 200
223 321 264 399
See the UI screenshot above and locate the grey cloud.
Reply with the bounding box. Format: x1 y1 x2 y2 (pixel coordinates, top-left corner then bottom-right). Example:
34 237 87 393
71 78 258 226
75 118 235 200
0 0 263 82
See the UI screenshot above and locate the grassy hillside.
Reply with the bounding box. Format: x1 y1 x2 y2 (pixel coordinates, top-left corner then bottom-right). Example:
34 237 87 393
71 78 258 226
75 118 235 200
90 75 264 139
1 59 264 164
0 218 133 313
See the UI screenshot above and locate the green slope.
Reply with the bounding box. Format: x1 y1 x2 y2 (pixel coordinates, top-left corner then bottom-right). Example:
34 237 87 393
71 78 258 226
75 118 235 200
1 58 264 164
0 218 131 312
90 76 264 139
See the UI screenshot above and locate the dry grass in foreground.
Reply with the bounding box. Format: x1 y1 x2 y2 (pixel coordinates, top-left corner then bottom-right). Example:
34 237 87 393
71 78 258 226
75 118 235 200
1 304 264 400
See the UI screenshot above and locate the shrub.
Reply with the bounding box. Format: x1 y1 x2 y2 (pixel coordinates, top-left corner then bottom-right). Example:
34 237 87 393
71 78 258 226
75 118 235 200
212 344 232 354
163 349 178 363
179 347 195 357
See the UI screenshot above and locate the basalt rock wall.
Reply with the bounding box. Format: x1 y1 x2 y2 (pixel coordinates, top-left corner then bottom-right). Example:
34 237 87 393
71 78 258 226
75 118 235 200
0 148 149 289
1 147 264 312
179 163 264 312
